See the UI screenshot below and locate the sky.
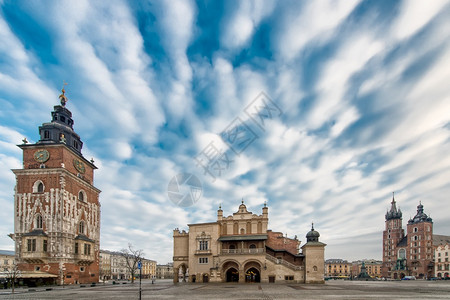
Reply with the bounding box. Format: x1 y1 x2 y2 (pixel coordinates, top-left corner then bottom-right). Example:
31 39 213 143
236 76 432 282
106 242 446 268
0 0 450 265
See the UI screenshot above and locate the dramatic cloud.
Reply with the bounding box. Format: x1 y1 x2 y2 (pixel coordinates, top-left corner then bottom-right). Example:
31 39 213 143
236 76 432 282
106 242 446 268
1 0 449 265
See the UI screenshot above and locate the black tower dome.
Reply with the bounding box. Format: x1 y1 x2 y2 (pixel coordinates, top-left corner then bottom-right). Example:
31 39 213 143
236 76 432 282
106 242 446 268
37 87 83 154
306 223 320 242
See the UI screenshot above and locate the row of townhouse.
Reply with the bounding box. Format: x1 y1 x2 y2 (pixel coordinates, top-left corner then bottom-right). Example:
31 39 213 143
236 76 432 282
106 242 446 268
325 259 382 278
99 250 156 281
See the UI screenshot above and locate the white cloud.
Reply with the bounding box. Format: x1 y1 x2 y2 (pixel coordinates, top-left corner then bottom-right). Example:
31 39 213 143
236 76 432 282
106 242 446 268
221 0 275 49
391 0 449 41
277 0 360 61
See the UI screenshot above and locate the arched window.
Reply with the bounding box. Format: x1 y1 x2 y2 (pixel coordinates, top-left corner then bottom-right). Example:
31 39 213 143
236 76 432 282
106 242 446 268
35 215 43 229
240 228 245 235
398 248 406 259
257 222 262 234
78 191 85 202
33 181 45 193
313 266 318 272
249 244 256 249
79 221 85 235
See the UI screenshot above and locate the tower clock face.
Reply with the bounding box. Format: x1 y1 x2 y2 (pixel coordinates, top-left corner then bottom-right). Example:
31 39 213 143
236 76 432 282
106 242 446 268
34 149 50 163
73 158 86 174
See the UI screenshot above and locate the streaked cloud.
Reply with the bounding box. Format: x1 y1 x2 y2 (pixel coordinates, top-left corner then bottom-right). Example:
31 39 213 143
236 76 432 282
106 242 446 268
0 0 449 265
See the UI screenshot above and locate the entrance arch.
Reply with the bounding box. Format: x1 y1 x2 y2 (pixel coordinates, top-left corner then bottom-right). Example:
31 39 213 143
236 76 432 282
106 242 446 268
245 267 260 283
226 268 239 282
244 261 261 283
202 274 209 283
222 260 240 282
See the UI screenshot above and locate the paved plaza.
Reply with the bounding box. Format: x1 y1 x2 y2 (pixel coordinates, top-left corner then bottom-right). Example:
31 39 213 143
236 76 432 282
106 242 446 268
1 279 450 300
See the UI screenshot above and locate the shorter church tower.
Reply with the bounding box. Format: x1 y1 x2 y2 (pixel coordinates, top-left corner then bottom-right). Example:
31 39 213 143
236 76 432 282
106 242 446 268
406 203 433 278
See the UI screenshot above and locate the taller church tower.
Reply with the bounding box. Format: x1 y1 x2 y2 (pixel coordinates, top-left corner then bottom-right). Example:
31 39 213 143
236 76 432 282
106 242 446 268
381 193 404 278
10 88 101 285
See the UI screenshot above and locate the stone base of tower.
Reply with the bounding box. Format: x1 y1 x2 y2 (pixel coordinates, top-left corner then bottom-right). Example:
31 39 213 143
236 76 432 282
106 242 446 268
17 262 99 285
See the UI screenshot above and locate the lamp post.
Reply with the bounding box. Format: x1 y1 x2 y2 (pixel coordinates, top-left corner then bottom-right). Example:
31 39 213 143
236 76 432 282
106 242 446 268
138 260 142 300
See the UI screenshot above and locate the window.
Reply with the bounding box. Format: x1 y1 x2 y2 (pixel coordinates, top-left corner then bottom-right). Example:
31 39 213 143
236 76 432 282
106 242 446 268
79 221 85 234
414 227 418 233
313 266 318 272
199 240 208 250
80 267 85 272
199 257 208 264
43 240 48 252
78 191 85 202
75 242 79 254
249 244 257 249
285 276 294 280
35 266 40 271
27 239 36 252
60 116 66 122
44 131 50 139
37 182 44 193
35 214 43 229
4 260 8 265
84 243 91 255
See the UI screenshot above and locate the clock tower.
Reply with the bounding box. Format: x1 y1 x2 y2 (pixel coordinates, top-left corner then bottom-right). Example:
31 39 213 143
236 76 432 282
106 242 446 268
10 89 101 285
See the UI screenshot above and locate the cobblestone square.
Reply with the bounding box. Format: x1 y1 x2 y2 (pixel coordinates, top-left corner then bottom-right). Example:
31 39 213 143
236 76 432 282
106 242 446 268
1 279 450 300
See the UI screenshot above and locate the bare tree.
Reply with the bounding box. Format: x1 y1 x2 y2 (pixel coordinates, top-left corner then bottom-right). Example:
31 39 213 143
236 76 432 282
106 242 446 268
5 263 21 294
120 243 144 283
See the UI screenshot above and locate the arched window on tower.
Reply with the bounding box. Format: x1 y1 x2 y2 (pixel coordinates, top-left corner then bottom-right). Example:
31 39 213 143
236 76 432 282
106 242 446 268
33 180 45 193
78 190 86 202
35 214 43 229
79 221 85 235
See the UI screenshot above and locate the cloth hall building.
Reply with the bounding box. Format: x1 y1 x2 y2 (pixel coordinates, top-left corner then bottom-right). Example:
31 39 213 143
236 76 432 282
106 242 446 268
173 202 326 284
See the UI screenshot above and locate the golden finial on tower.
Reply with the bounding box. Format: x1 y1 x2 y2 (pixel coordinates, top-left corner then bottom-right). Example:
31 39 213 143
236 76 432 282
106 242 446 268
59 81 68 106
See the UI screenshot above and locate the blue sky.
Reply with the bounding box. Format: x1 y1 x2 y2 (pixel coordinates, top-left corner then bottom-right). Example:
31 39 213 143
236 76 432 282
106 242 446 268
1 0 449 264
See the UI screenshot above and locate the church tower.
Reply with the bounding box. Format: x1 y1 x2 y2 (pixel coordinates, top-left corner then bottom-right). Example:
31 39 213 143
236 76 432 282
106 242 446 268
382 193 404 278
10 88 101 285
406 202 433 278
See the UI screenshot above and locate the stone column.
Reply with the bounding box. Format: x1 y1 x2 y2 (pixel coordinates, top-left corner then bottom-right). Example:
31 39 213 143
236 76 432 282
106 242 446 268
173 267 179 283
239 266 245 283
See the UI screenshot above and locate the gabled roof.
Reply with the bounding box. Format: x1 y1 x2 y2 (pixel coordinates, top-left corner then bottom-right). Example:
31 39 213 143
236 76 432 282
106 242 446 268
433 234 450 246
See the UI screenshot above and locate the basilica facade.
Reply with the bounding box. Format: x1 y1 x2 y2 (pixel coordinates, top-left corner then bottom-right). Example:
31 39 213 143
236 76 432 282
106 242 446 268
173 202 325 284
382 195 434 279
9 90 101 285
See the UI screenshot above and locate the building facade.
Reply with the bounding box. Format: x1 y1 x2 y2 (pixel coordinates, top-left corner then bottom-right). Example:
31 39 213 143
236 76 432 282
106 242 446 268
156 263 173 279
351 259 382 279
9 91 101 285
99 250 112 281
141 258 157 279
110 252 128 280
382 195 434 279
325 259 352 278
173 202 326 284
0 250 15 278
434 236 450 279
